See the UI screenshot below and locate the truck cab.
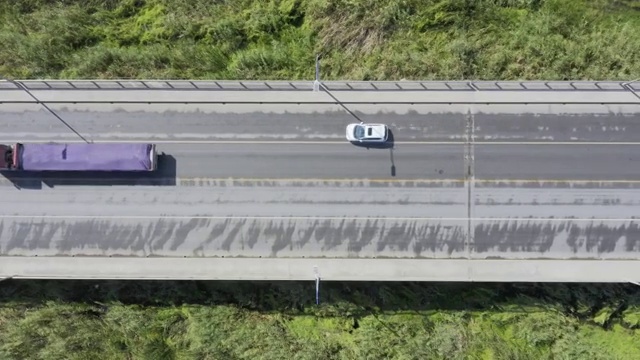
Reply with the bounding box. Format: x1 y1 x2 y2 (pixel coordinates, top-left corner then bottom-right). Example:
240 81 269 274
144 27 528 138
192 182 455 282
0 144 13 170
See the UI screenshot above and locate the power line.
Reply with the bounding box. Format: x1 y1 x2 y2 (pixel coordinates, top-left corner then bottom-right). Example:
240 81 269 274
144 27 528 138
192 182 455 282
314 55 364 123
3 79 90 143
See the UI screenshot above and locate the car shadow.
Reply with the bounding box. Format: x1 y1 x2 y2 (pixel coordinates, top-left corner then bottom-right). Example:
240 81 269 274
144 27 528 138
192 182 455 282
0 153 177 190
349 129 395 150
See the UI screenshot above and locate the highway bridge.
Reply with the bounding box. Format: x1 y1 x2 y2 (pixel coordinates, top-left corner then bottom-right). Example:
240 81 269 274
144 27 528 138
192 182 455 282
0 79 639 282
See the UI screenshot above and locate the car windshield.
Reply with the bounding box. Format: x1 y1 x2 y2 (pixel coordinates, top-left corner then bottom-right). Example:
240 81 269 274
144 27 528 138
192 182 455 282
354 125 365 140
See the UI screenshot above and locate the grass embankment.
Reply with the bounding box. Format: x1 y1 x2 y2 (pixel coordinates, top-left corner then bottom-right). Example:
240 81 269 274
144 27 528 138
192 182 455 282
1 281 640 359
1 0 640 80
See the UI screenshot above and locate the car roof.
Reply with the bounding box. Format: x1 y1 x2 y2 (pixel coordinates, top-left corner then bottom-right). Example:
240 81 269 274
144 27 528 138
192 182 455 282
362 124 386 138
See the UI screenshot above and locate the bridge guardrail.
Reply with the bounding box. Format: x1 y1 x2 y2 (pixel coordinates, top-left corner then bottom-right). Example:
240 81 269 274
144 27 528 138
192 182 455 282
1 80 637 91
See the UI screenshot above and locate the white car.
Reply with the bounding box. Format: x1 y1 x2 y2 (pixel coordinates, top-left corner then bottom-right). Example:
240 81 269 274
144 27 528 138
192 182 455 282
345 122 389 143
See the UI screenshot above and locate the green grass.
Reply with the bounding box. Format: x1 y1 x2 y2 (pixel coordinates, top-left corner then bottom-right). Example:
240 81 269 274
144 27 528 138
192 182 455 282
1 0 640 80
1 281 640 359
2 1 640 358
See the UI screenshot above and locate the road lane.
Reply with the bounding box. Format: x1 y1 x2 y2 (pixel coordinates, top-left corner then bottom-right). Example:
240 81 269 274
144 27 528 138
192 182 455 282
471 218 640 259
170 143 464 180
22 141 640 182
0 182 636 259
2 142 638 182
0 216 469 258
469 185 640 259
1 103 639 143
0 183 468 258
125 142 640 181
0 185 468 218
0 104 468 142
474 113 640 142
474 144 640 181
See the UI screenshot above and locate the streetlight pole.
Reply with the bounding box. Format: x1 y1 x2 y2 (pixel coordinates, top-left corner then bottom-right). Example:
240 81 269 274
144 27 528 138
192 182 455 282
313 54 321 92
313 265 321 305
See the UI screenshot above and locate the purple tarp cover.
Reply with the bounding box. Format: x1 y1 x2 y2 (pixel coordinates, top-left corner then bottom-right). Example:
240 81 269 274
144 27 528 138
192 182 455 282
20 143 154 171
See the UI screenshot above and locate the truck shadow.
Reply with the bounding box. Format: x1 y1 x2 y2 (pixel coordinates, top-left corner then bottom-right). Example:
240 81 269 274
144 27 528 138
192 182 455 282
0 154 177 189
349 129 395 150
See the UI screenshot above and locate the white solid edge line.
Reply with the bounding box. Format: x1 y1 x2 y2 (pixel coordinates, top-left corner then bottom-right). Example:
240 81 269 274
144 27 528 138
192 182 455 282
0 215 636 221
0 177 638 183
0 139 640 145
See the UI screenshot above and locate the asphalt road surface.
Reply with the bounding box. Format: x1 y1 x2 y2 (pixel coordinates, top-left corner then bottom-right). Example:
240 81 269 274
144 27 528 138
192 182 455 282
0 101 638 260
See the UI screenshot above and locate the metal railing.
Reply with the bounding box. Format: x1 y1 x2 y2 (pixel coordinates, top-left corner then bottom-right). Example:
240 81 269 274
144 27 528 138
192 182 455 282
0 80 637 92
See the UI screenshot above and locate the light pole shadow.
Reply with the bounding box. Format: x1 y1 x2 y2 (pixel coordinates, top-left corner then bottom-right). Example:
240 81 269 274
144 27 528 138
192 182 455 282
348 129 397 177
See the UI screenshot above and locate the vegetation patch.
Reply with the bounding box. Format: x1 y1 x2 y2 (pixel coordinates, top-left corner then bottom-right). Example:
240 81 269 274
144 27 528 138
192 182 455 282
0 281 640 359
1 0 640 80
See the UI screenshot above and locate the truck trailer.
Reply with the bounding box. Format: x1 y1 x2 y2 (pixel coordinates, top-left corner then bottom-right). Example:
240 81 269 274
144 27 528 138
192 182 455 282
0 143 157 172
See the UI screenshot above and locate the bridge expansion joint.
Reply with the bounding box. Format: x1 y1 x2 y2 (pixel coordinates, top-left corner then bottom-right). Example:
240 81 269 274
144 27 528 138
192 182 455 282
464 111 476 259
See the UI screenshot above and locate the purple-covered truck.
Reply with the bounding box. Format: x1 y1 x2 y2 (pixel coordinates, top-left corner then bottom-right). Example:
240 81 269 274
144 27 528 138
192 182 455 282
0 143 157 171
